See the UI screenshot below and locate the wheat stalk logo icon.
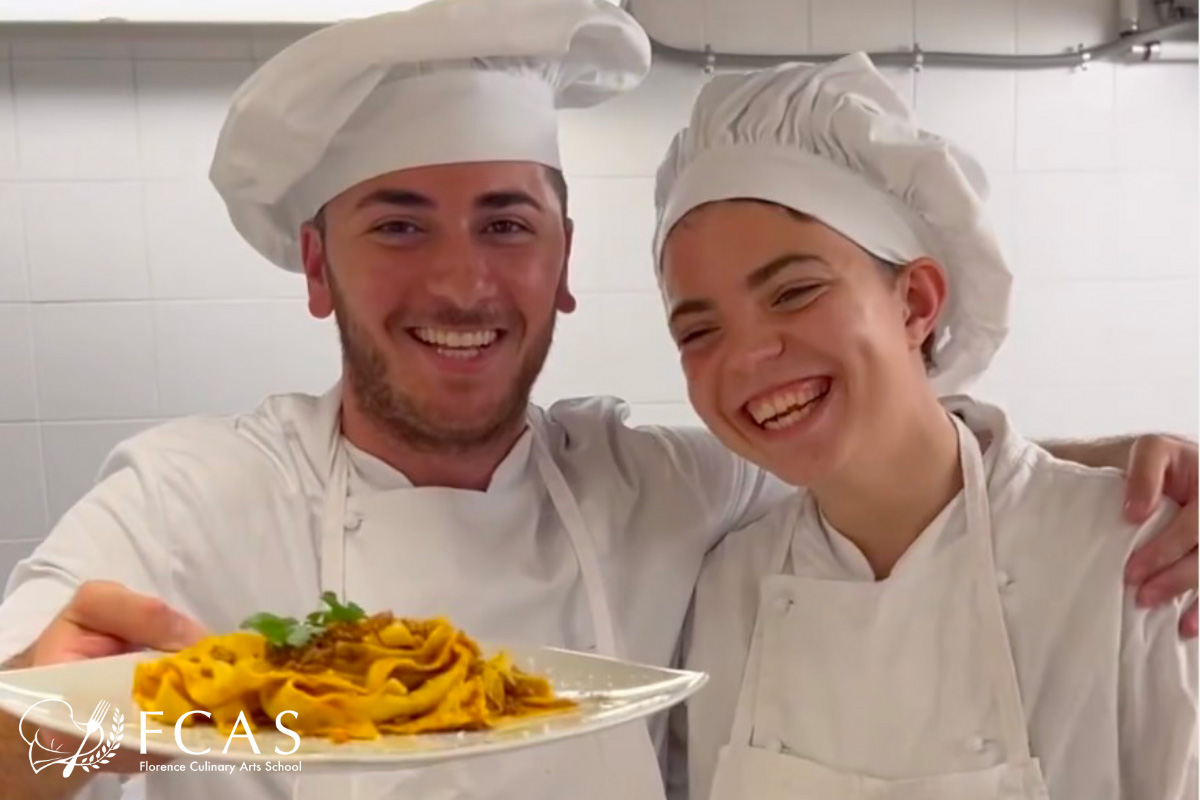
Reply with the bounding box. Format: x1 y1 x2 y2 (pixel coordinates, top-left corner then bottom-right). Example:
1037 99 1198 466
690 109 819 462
19 699 125 776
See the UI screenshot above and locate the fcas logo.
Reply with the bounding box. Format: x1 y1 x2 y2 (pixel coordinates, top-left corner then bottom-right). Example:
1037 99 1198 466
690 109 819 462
19 698 125 776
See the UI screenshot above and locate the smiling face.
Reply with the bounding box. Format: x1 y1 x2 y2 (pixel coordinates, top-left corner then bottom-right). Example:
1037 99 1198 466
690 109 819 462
661 200 946 487
300 161 574 451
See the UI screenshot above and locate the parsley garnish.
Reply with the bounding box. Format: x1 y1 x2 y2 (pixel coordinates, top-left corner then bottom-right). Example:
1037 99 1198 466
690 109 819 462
241 592 367 648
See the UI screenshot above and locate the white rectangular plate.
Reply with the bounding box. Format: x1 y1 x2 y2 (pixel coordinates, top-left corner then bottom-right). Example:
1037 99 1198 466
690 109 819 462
0 645 706 772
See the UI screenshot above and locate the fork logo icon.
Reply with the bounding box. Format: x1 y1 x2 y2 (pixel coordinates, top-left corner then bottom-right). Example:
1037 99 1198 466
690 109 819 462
18 698 125 776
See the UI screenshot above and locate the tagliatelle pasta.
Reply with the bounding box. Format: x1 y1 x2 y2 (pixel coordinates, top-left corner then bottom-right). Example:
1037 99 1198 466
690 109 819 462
131 596 576 743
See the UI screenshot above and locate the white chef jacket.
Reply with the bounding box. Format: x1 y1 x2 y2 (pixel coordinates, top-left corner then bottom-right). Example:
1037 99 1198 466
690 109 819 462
0 383 788 800
679 397 1197 800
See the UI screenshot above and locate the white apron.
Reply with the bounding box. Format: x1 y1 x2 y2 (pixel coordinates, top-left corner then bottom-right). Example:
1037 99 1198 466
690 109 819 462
292 414 664 799
708 415 1051 800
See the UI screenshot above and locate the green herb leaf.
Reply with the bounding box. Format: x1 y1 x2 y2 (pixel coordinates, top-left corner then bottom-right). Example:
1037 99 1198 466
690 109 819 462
285 623 318 648
241 596 367 648
319 591 366 624
241 613 300 647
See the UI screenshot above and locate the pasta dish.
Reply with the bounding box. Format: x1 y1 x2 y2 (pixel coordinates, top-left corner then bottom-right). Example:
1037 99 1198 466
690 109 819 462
132 593 577 743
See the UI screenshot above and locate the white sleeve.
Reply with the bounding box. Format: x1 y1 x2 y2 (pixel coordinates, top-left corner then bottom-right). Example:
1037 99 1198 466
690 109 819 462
0 444 174 664
1118 519 1198 798
647 425 793 539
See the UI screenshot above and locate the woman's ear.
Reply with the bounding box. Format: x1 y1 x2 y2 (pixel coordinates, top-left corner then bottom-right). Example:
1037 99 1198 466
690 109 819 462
897 257 948 356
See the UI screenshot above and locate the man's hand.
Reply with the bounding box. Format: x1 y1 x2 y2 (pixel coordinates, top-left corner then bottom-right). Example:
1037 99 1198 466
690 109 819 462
19 580 206 666
0 582 206 798
1121 435 1199 638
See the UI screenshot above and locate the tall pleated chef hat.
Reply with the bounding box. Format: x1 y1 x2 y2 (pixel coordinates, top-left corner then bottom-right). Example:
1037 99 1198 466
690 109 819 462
210 0 651 271
653 53 1012 394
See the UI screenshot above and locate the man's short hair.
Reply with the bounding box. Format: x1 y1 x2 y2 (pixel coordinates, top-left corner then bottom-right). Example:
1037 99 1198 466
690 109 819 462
311 165 569 235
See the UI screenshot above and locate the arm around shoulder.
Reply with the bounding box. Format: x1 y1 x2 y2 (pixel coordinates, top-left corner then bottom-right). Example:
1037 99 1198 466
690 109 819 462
648 424 793 536
1118 506 1199 799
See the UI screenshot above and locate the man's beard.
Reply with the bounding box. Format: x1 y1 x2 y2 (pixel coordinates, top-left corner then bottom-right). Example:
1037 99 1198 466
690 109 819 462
330 279 554 453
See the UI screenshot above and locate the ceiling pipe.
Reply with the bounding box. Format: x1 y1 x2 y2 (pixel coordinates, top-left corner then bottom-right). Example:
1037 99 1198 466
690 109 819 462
650 18 1198 72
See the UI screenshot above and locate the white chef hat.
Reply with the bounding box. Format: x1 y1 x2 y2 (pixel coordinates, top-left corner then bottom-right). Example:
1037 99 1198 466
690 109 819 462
653 53 1012 394
210 0 650 271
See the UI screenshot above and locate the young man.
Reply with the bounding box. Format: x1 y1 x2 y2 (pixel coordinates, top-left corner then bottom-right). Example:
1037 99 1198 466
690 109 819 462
1 4 1196 800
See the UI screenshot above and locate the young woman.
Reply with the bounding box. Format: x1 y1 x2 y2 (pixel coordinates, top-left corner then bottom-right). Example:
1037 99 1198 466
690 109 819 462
654 54 1197 800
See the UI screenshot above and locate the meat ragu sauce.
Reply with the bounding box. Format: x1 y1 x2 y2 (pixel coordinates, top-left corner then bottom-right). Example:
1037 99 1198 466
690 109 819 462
133 593 579 742
265 612 396 673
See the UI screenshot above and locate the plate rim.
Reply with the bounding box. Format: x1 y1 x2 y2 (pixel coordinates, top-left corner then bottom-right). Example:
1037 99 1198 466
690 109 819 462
0 646 708 768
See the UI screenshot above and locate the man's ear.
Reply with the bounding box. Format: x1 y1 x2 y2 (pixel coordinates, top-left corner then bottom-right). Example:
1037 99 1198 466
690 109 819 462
301 221 334 319
556 216 577 314
897 257 947 356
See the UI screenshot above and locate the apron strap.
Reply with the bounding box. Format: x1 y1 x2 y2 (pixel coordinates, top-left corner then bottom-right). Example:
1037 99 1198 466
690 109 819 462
527 417 665 798
319 435 350 597
528 421 619 656
769 498 801 575
299 435 354 800
727 497 805 747
951 414 1034 762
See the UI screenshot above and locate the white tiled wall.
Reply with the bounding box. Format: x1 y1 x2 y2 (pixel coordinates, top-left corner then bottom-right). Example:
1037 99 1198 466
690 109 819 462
1016 65 1119 171
12 59 142 180
0 4 1197 583
915 0 1017 52
23 181 150 301
811 0 916 53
